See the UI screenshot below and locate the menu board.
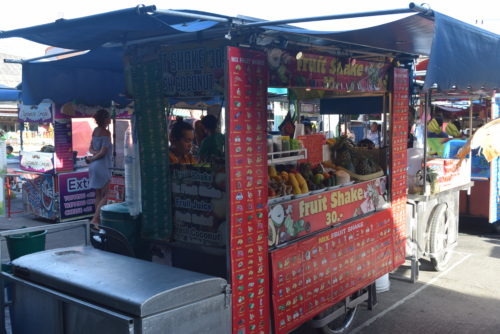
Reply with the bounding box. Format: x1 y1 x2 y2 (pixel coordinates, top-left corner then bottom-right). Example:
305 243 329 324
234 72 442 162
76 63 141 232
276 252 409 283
58 171 95 221
171 165 226 248
269 177 387 247
227 47 270 334
391 68 409 266
271 210 394 334
54 119 74 172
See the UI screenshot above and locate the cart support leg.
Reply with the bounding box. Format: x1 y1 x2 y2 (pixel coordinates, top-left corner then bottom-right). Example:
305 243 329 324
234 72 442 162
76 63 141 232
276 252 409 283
367 283 377 310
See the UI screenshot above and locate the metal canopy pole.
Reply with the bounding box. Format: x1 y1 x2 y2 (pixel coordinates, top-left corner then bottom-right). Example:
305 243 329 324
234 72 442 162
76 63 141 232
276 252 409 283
154 9 230 23
241 3 432 28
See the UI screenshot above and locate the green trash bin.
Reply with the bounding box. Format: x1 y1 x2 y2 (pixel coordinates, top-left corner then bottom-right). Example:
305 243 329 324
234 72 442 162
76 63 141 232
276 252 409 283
100 202 140 248
6 230 47 260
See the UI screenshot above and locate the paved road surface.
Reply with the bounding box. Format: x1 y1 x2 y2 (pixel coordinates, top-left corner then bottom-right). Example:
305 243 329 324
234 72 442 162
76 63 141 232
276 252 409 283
2 195 500 333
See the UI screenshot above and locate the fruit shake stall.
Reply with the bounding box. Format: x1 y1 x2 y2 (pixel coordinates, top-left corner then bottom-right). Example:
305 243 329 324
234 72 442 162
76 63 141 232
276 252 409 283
4 4 483 334
122 37 408 332
16 100 130 221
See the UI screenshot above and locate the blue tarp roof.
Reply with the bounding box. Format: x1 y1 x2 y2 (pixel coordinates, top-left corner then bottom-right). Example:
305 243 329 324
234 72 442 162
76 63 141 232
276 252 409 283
1 4 499 105
0 88 20 101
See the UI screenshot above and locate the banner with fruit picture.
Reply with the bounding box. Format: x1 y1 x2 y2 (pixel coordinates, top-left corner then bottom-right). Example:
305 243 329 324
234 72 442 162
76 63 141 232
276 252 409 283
268 176 387 247
267 49 390 92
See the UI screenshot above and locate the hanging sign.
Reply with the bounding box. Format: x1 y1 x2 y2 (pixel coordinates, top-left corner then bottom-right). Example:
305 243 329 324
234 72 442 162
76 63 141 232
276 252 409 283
20 151 54 173
19 99 53 123
267 49 390 92
268 177 387 247
161 43 226 97
227 46 270 334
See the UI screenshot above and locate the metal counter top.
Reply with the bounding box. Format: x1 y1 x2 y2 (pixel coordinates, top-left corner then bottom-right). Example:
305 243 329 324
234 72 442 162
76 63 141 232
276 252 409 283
12 246 227 317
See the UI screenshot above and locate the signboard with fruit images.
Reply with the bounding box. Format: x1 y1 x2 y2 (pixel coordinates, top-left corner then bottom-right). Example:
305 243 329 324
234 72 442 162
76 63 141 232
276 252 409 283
267 49 390 92
268 176 387 247
21 173 57 220
390 67 409 266
171 165 226 247
227 47 270 334
270 210 395 334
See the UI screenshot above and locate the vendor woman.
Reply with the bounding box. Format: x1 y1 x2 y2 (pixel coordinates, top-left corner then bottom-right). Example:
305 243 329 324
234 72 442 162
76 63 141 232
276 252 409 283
169 116 197 164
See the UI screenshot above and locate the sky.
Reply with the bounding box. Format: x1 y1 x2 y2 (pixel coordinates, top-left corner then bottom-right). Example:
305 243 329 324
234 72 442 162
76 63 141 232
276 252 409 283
1 0 499 58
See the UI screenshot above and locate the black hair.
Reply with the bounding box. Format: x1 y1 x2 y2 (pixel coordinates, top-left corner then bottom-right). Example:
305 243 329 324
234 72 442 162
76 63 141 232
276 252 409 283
170 116 194 142
93 109 110 127
6 145 13 152
201 114 218 131
435 116 444 127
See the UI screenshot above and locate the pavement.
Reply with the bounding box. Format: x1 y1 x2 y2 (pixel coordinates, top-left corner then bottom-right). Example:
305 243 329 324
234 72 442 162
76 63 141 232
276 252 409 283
2 194 500 333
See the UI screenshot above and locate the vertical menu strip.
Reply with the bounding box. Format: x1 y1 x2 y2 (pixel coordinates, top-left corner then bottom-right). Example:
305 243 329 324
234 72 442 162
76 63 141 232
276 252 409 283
227 47 270 334
391 68 409 266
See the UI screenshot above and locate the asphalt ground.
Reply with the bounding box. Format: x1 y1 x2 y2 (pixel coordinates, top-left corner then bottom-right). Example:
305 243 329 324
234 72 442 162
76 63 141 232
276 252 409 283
2 194 500 333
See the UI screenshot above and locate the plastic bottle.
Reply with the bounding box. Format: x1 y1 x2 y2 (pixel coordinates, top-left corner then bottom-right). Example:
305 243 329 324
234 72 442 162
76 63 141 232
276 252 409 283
124 126 142 216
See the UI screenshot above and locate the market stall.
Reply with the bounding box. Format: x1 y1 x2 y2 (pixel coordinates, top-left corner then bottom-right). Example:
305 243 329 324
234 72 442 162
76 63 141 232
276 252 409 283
1 3 499 334
16 100 130 221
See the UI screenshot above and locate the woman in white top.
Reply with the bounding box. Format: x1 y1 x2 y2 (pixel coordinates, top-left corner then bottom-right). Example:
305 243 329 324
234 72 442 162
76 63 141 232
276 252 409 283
365 122 381 148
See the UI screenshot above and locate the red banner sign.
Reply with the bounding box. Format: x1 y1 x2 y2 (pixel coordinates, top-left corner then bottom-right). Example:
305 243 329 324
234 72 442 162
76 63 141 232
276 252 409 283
227 47 270 334
390 67 409 266
269 177 387 247
268 49 390 92
271 210 395 334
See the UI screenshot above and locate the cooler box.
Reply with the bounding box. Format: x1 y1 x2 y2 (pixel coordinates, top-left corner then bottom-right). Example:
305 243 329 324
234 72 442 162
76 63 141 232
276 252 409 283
9 246 231 334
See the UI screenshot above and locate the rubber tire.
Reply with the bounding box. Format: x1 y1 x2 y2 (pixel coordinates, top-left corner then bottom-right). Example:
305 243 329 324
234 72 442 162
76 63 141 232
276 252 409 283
429 203 451 271
317 298 358 334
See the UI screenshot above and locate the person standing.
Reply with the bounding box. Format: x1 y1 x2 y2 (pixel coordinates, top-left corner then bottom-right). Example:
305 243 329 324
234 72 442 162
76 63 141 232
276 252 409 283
199 114 224 162
86 109 112 225
365 122 381 148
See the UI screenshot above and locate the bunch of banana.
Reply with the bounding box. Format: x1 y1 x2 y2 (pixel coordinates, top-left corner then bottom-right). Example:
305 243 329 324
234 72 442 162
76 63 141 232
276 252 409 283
428 119 442 135
445 123 461 138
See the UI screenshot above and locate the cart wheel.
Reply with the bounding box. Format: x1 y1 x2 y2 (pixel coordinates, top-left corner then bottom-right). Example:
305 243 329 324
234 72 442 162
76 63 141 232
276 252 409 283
429 203 451 271
315 295 358 334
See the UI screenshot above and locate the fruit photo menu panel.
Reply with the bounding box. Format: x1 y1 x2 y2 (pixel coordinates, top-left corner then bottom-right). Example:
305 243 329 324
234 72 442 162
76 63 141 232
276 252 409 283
227 47 270 334
270 210 394 334
391 67 409 266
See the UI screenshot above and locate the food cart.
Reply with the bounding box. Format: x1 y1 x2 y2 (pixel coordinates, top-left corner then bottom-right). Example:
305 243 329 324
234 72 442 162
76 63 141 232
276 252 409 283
1 3 499 334
14 99 130 222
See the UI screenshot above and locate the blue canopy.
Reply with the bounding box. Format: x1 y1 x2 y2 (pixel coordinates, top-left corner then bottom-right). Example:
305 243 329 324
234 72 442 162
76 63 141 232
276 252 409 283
0 88 20 101
1 4 499 105
22 47 127 106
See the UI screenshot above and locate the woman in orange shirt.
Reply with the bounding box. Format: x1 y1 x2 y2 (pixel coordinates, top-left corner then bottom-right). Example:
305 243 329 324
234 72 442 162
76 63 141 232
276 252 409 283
169 116 197 164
